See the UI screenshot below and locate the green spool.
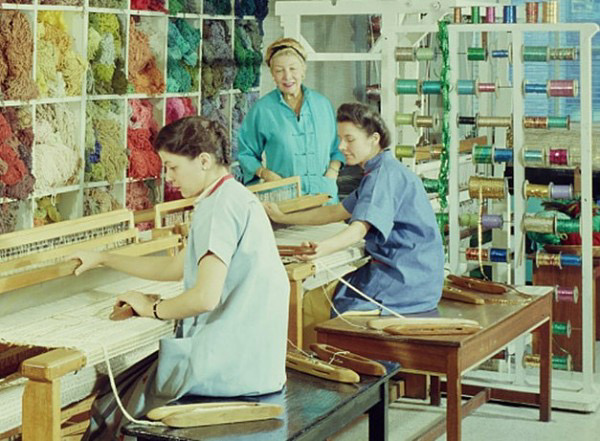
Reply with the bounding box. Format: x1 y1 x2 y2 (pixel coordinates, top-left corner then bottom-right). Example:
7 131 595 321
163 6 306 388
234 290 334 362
547 116 570 129
556 218 580 234
395 145 415 158
473 145 493 164
459 213 477 228
471 6 481 23
523 46 549 62
415 47 435 61
523 148 545 165
421 81 442 95
552 321 571 337
552 355 572 371
422 178 440 193
395 112 413 126
395 79 419 95
467 47 486 61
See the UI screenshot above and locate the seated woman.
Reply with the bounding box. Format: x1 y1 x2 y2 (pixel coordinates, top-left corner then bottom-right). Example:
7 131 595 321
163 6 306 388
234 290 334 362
264 102 444 347
237 37 344 203
73 116 289 439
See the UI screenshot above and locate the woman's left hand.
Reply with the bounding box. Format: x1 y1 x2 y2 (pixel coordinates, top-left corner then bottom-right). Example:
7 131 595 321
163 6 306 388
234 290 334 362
295 241 330 261
116 291 158 318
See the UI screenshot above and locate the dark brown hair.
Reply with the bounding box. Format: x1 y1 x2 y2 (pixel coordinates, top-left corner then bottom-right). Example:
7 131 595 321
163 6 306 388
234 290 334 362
336 103 391 149
153 116 231 165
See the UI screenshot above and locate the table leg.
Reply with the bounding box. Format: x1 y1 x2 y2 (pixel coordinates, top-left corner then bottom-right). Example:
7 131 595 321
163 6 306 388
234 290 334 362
288 280 303 349
446 352 461 441
430 376 441 406
539 318 552 422
368 379 389 441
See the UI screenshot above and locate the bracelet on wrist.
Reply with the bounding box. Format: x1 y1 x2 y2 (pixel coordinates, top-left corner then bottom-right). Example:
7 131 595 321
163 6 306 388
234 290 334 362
152 298 164 320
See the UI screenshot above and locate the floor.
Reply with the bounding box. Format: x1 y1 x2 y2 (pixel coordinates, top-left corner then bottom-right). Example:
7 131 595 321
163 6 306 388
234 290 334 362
333 343 600 441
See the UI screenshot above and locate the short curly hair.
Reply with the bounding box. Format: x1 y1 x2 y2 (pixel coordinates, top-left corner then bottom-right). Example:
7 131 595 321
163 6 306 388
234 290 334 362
153 116 232 165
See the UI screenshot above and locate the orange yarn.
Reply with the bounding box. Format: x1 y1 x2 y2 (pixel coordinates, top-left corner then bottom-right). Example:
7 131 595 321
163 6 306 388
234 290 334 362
0 144 26 186
128 18 165 94
0 11 38 100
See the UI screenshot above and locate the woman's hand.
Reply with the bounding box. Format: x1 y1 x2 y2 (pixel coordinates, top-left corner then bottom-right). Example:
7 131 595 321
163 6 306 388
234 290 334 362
70 251 106 276
263 202 286 223
261 169 283 182
295 241 331 261
116 291 158 318
324 168 339 180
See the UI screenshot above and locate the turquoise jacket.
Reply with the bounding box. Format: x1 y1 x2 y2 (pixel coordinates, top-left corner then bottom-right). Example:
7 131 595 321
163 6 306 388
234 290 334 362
237 85 344 203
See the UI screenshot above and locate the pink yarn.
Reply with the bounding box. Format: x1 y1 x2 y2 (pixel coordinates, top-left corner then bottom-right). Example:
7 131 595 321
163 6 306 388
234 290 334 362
166 97 197 124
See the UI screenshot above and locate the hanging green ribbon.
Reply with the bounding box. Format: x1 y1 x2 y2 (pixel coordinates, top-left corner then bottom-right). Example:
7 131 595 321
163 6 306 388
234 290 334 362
436 19 450 237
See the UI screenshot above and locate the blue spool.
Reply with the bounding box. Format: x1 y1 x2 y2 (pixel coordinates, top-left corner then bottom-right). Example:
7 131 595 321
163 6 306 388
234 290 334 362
503 5 516 23
421 81 442 94
492 49 509 58
524 82 547 94
493 148 513 163
561 254 582 267
490 248 509 263
458 80 476 95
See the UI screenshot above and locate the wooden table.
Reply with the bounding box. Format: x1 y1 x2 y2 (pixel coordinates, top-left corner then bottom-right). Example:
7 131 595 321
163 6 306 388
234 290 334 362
316 289 553 441
123 364 400 441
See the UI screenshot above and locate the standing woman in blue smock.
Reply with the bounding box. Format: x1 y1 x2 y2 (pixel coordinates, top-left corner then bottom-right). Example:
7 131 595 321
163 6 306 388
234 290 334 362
237 37 345 203
72 116 290 439
264 102 444 347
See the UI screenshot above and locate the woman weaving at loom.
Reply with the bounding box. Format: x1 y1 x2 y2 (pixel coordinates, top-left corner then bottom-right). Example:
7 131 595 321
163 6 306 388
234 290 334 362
237 37 345 203
264 102 444 347
71 116 289 439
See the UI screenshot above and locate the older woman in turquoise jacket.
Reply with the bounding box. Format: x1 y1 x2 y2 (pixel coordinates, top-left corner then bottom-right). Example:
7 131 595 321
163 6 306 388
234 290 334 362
237 37 344 203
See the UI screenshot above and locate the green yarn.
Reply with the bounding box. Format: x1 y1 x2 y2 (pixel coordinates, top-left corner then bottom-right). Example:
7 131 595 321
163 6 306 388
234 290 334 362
167 19 200 93
233 20 262 91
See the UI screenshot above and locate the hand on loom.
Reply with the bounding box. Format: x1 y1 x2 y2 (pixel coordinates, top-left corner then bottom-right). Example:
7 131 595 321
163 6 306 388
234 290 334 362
70 250 105 276
115 291 160 318
262 201 286 223
295 241 326 261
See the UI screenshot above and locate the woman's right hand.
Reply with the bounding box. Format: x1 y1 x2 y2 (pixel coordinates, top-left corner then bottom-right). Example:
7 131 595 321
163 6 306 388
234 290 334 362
261 169 283 182
70 251 106 276
263 202 286 223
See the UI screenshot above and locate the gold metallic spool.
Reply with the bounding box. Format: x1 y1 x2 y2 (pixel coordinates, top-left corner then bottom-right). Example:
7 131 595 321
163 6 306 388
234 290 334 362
395 145 416 158
524 180 552 199
395 47 416 62
535 251 562 268
523 116 547 129
395 112 413 126
522 215 556 234
453 7 462 23
476 114 512 128
542 1 558 23
468 176 506 199
413 113 440 131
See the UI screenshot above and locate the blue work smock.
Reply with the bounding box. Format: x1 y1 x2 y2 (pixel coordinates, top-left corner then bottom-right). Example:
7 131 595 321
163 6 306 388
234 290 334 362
237 85 345 203
334 150 444 315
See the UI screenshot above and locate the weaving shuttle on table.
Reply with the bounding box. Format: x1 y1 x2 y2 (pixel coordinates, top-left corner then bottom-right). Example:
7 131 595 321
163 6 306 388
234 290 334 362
0 209 182 440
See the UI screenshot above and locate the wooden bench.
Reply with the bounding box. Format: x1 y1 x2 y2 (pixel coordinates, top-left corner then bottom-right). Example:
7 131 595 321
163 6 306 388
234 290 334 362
123 364 400 441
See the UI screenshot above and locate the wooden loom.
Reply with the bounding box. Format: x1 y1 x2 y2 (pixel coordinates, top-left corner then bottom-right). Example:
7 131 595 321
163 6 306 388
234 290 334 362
0 209 183 441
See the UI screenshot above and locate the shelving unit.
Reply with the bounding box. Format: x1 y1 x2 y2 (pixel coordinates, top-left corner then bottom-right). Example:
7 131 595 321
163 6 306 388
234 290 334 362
0 0 264 234
444 20 599 411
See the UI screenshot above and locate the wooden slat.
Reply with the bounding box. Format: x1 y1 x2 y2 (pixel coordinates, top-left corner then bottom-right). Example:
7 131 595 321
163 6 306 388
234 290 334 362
0 235 179 295
21 349 86 382
0 229 138 273
247 176 301 195
0 210 133 250
154 197 196 227
278 194 330 214
133 208 155 224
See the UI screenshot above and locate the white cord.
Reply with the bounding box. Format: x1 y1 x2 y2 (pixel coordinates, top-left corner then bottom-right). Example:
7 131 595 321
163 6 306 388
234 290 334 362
101 345 164 427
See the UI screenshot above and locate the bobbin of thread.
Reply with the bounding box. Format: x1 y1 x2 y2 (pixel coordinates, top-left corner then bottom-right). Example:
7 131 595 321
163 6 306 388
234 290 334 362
395 145 416 159
395 47 416 62
413 112 440 132
535 250 562 269
522 214 557 234
476 114 512 128
523 180 553 199
525 2 539 23
468 176 507 199
552 320 571 338
521 148 546 167
474 79 499 97
547 80 579 98
554 285 579 304
542 0 558 23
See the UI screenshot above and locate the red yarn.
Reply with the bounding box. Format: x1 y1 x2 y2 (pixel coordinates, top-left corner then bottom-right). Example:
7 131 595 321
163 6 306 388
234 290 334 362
127 128 162 179
131 0 167 13
0 115 14 143
0 143 26 186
